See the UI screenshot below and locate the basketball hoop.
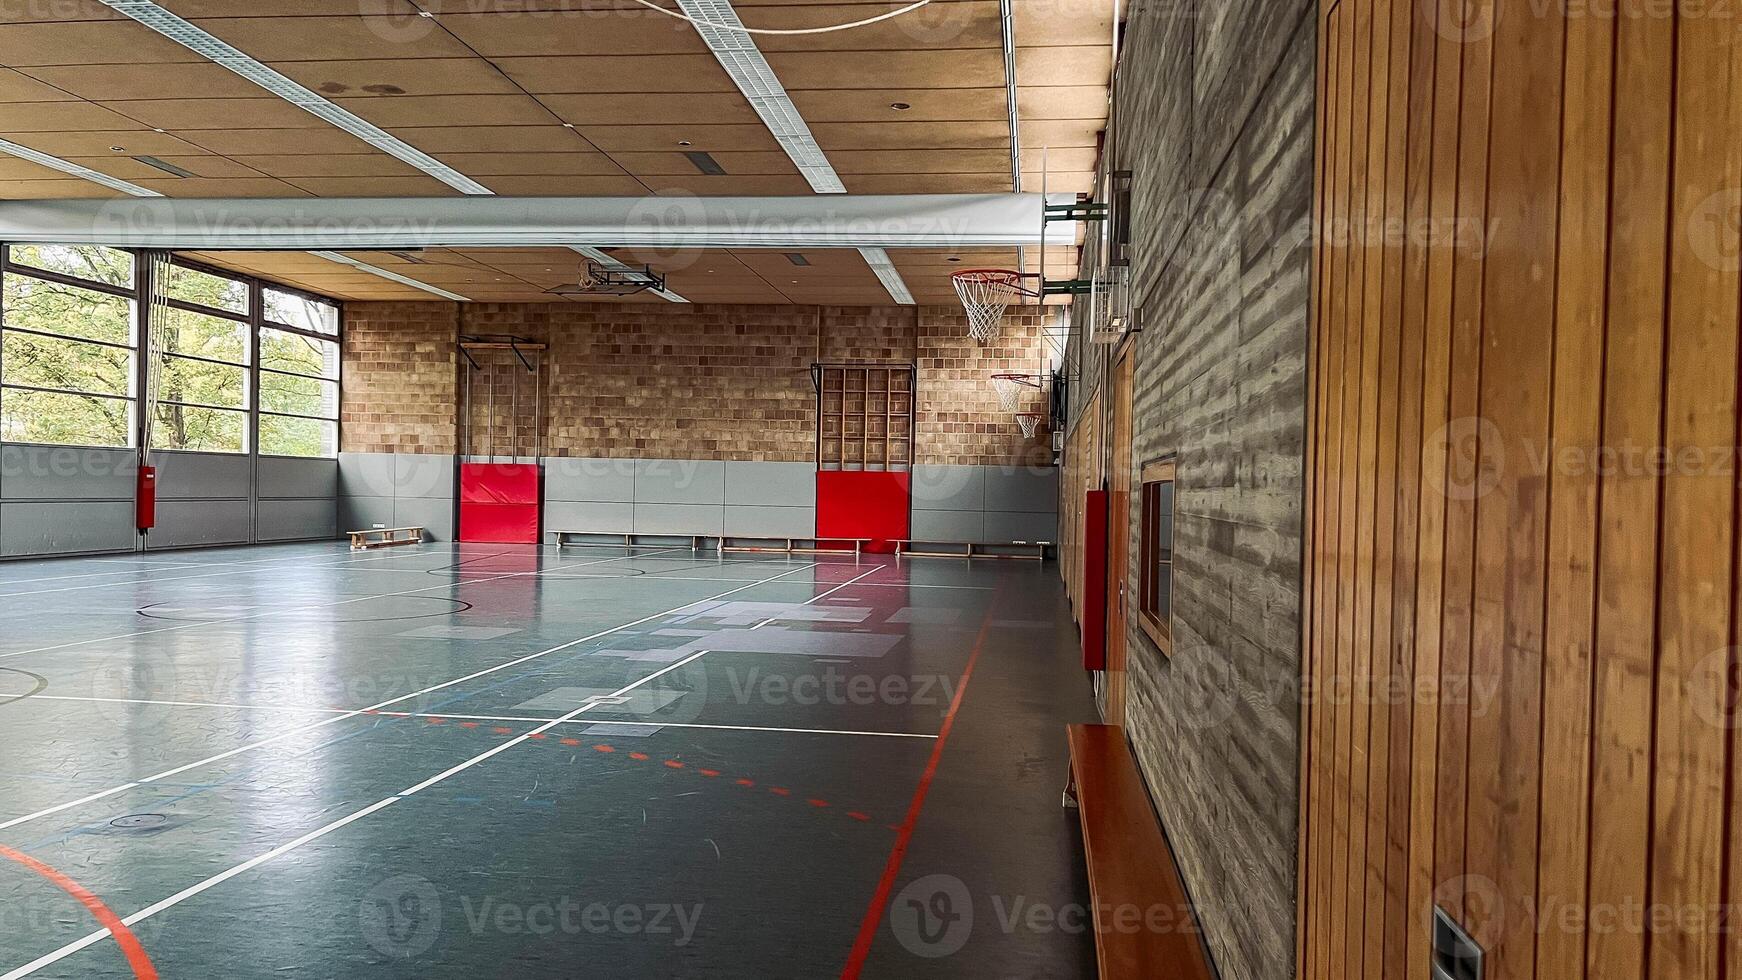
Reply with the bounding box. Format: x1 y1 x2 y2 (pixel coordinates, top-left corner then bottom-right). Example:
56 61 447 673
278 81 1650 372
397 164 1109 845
1016 413 1045 439
546 260 666 297
990 373 1046 412
952 269 1036 343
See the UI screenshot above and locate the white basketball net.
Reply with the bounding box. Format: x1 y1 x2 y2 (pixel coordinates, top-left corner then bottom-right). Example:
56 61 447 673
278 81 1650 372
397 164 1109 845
1017 413 1044 439
994 374 1042 412
953 271 1027 344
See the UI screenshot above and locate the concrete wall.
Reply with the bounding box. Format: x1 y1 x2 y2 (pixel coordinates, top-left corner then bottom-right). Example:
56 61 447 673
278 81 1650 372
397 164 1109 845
1063 1 1317 978
0 444 339 559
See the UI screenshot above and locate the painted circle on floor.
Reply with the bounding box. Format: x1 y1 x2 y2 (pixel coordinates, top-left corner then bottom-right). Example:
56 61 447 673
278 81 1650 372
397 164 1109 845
135 595 474 623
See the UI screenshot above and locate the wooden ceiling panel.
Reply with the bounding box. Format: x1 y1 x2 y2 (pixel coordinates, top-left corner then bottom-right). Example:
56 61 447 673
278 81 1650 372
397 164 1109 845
643 174 815 196
132 176 310 196
184 16 477 61
1016 45 1114 88
808 120 1007 151
100 98 326 131
174 128 377 156
64 155 266 180
429 152 626 176
21 62 263 102
333 94 559 128
0 157 99 181
0 22 205 66
541 93 763 127
1013 2 1115 48
268 58 525 98
748 2 1001 52
163 1 426 15
1017 171 1093 194
229 154 424 178
1 129 207 156
1019 118 1103 148
841 172 1009 194
788 88 1005 123
1018 146 1099 175
0 0 121 22
494 55 733 94
1 101 143 133
612 151 797 177
0 67 81 102
281 175 463 196
825 148 1008 174
476 175 651 195
433 9 711 57
768 50 1003 90
1015 86 1109 120
387 125 592 153
577 125 780 153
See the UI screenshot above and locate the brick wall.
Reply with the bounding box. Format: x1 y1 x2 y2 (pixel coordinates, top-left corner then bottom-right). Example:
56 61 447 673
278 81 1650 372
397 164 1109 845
340 301 1053 466
1058 2 1316 978
340 302 459 455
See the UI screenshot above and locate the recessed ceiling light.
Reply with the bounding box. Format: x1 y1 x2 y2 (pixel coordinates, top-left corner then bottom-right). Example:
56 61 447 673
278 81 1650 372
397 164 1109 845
562 123 576 129
109 145 126 152
677 140 692 147
152 128 165 134
947 255 962 262
890 102 911 110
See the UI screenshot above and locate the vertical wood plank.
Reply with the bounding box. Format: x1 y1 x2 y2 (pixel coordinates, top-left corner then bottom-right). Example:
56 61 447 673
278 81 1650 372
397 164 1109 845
1533 4 1616 980
1586 1 1675 976
1650 4 1740 978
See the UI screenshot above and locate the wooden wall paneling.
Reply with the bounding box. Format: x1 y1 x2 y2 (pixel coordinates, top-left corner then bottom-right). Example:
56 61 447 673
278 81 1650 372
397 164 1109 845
1534 4 1616 980
1465 0 1564 973
1384 0 1433 974
1587 2 1675 977
1651 8 1741 980
1333 0 1374 969
1403 0 1464 972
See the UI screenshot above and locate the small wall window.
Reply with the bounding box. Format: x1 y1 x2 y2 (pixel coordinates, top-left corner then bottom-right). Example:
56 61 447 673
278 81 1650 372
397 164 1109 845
1139 458 1175 654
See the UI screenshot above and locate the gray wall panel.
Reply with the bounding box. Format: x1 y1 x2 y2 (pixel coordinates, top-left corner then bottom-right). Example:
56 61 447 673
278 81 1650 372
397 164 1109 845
723 504 813 538
339 495 395 534
633 502 723 536
395 453 455 499
910 510 984 543
393 497 455 542
257 498 337 542
338 452 397 498
723 461 815 507
983 511 1055 544
634 459 723 504
154 452 251 500
544 500 633 534
983 467 1059 514
0 501 137 557
544 457 635 502
1 445 136 501
258 457 338 499
146 499 251 549
911 465 983 511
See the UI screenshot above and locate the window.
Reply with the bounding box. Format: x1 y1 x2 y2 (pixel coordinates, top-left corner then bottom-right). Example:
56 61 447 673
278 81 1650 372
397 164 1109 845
1138 458 1176 654
264 287 339 337
0 245 139 449
259 303 340 458
150 263 251 454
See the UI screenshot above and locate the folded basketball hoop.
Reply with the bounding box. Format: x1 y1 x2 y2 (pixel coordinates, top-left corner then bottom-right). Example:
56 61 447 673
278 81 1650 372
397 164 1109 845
952 269 1037 343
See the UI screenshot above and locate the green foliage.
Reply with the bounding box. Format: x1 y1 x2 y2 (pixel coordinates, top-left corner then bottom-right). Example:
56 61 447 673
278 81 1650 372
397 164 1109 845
0 246 339 457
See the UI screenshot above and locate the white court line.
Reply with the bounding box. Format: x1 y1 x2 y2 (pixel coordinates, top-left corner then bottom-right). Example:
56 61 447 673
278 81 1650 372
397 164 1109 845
0 560 818 836
0 548 691 662
1 562 870 978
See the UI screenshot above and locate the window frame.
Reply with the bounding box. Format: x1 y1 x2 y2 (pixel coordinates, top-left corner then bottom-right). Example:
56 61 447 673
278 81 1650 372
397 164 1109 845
0 246 342 458
1137 457 1176 655
0 246 143 450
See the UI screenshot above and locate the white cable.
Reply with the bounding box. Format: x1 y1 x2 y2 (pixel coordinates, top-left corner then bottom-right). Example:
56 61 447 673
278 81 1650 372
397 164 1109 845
624 0 933 34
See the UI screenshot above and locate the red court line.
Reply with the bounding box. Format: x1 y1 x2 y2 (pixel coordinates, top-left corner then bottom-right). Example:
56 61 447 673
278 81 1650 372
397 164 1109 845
838 580 1000 979
0 843 158 980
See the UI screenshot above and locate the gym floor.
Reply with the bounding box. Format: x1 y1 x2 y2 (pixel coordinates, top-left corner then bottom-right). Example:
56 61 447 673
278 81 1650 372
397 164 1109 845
0 543 1098 978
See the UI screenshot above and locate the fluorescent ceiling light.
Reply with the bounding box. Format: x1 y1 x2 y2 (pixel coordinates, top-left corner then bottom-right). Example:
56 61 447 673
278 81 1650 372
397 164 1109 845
674 0 916 304
0 137 161 197
311 250 472 302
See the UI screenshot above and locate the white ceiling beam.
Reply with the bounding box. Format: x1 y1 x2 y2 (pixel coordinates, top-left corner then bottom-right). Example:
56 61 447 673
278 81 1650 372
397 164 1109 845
0 195 1056 251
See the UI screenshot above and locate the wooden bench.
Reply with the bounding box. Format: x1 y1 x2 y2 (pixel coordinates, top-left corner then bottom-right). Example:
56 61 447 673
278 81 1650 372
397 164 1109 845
1064 724 1216 979
719 536 872 558
348 526 424 550
893 539 1050 561
550 530 710 551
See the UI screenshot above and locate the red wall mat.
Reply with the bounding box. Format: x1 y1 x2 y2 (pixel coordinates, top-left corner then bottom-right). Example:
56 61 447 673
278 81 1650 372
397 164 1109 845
815 470 910 554
1081 488 1109 671
459 463 540 543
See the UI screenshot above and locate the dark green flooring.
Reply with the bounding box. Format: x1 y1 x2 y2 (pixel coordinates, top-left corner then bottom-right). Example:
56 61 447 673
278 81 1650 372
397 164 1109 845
0 542 1097 978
